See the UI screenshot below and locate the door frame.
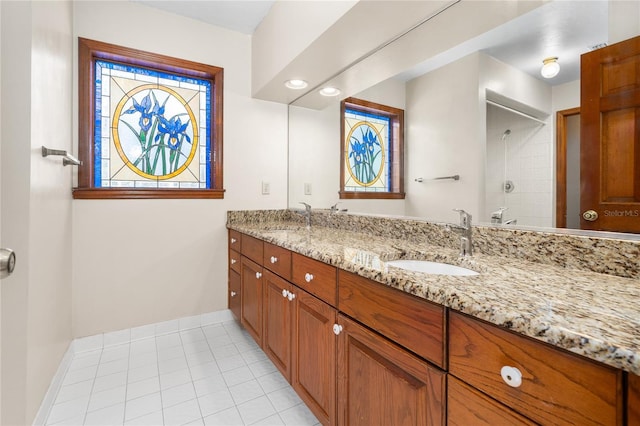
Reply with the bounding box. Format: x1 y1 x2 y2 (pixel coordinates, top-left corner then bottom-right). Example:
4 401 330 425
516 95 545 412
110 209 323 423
555 107 580 229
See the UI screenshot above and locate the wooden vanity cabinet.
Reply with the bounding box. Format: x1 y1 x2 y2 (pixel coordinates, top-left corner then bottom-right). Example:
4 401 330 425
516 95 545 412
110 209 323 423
628 373 640 425
447 376 535 426
240 256 264 347
291 288 337 426
263 270 294 381
337 314 445 426
228 269 241 321
449 311 624 426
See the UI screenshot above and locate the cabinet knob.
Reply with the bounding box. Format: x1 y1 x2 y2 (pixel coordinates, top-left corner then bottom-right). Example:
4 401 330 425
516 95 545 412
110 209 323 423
230 291 237 297
287 292 296 301
500 366 522 388
231 238 237 244
282 289 288 298
270 256 278 264
304 273 314 283
333 324 343 335
230 258 237 265
255 272 262 279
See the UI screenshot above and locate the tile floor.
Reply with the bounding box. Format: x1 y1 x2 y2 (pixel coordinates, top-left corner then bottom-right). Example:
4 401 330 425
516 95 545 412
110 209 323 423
44 321 320 426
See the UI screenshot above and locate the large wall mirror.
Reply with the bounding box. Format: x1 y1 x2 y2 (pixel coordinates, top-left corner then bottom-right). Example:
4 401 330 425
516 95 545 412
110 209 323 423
288 0 640 237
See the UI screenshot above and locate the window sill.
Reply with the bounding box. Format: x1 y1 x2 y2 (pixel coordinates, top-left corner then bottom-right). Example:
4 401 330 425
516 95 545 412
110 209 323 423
72 188 225 199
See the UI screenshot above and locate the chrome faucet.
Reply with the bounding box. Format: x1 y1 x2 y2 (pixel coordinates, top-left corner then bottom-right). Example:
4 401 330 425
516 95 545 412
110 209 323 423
447 208 473 256
491 207 508 224
299 202 312 228
330 202 340 213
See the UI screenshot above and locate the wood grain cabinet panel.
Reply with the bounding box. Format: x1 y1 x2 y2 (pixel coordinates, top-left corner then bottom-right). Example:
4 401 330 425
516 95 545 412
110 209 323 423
240 257 264 347
263 271 293 381
338 270 445 368
292 289 337 426
263 242 292 280
228 269 241 321
449 312 623 426
229 249 240 274
292 253 337 307
229 229 241 252
629 373 640 425
447 375 535 426
337 314 445 426
241 234 263 264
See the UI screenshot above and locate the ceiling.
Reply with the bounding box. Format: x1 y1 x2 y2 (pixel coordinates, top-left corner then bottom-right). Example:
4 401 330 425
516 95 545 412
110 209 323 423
132 1 608 88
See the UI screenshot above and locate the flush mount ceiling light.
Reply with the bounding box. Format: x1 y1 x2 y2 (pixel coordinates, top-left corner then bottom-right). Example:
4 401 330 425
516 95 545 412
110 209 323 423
284 79 308 90
319 87 341 97
540 57 560 79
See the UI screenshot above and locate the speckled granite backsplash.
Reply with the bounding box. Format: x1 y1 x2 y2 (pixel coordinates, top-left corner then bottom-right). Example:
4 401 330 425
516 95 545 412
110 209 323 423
227 209 640 279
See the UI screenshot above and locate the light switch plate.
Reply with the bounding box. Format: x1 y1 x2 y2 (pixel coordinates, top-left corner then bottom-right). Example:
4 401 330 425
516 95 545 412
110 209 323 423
304 183 312 195
262 181 270 195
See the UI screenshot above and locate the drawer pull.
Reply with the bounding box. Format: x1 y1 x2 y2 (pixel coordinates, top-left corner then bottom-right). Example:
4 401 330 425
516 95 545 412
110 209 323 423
304 273 314 283
230 291 237 297
287 292 296 301
500 366 522 388
255 272 262 279
333 324 343 335
270 256 278 264
230 259 237 265
231 238 237 244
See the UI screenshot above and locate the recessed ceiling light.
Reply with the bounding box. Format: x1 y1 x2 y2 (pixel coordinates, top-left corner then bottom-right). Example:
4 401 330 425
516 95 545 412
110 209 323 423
540 57 560 79
319 87 341 97
284 79 308 89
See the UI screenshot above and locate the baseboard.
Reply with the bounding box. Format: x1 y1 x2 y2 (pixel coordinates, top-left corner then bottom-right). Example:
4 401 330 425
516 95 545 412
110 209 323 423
33 309 234 425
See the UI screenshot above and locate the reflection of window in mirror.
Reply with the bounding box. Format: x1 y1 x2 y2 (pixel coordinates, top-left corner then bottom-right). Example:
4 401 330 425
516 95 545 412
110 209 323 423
340 98 405 199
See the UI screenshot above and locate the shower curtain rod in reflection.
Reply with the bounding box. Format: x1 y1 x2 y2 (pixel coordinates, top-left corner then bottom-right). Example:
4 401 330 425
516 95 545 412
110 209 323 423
486 100 547 125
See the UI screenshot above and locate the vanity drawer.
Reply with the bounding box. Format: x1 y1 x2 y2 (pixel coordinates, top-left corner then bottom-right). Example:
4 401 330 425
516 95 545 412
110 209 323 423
241 234 263 264
291 253 337 307
229 249 241 274
449 312 623 426
229 229 241 251
338 270 445 368
263 242 291 280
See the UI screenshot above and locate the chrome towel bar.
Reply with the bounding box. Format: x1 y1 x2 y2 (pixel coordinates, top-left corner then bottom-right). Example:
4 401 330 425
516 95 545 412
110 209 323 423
415 175 460 182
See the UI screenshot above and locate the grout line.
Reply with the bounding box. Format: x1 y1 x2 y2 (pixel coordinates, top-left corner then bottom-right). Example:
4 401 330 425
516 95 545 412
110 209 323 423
178 329 205 424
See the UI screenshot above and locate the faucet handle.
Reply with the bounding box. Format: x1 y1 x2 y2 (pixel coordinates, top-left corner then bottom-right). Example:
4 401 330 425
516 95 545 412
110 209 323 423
330 202 340 212
452 208 472 227
300 202 312 212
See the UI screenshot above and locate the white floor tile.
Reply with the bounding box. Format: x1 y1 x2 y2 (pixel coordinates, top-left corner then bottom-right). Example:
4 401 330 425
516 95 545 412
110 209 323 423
104 329 131 348
237 395 276 425
229 379 265 405
94 371 128 393
41 322 320 426
126 376 160 401
84 402 125 425
123 409 163 426
124 392 162 422
163 398 201 426
155 319 180 336
130 324 156 342
203 406 243 426
161 382 197 408
55 379 94 404
74 335 104 353
197 389 235 417
87 385 126 413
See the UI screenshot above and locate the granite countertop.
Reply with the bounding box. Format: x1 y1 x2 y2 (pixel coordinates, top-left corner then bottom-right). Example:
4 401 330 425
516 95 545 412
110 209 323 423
228 220 640 376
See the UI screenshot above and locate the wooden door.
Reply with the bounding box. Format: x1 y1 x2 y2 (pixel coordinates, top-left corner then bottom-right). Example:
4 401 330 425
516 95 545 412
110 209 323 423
263 271 293 381
240 257 263 346
292 289 337 425
336 314 445 426
581 35 640 232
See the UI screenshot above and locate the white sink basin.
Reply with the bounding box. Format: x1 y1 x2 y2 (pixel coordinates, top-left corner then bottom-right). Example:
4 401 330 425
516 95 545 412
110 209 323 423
386 260 479 276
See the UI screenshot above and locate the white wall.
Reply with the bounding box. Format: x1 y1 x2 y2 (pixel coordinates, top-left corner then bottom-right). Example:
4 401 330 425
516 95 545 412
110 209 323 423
288 77 406 216
1 1 73 424
405 53 483 222
72 1 288 337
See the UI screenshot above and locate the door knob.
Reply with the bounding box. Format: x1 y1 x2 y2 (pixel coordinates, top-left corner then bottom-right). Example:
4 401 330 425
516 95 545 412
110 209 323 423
582 210 598 222
0 248 16 279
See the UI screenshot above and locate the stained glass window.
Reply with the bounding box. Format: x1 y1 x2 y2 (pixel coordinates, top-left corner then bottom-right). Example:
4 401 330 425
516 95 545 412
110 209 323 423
340 98 405 199
75 38 224 199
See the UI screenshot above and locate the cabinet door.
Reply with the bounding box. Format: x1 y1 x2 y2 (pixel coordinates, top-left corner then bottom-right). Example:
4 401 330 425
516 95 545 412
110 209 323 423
629 373 640 425
292 289 337 425
448 376 535 426
240 256 263 346
263 271 293 381
229 269 241 321
337 314 445 426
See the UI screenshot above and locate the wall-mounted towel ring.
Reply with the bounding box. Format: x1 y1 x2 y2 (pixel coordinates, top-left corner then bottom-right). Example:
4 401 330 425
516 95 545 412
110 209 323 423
41 146 82 166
